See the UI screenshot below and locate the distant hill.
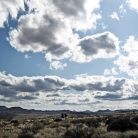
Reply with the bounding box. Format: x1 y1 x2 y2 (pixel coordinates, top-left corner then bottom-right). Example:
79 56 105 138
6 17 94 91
0 106 8 110
0 106 137 115
6 107 31 114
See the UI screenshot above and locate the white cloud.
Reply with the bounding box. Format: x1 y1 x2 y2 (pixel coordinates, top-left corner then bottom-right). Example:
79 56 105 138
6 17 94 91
101 23 107 29
0 72 68 99
119 4 126 13
8 13 76 59
114 36 138 79
104 68 118 76
7 0 102 62
24 54 30 59
45 91 102 107
0 72 138 105
127 0 138 12
5 1 120 64
109 12 120 20
49 61 67 70
0 0 24 27
52 0 101 31
71 32 120 63
37 64 40 66
69 75 125 92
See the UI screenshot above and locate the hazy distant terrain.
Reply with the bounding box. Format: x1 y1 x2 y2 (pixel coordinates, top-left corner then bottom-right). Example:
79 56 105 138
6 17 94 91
0 106 137 115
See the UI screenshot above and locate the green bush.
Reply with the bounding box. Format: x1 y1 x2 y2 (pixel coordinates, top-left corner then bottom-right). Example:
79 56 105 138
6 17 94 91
129 134 138 138
18 133 34 138
107 118 137 132
105 116 121 125
86 118 100 128
132 116 138 123
54 118 62 122
11 120 18 123
11 119 19 127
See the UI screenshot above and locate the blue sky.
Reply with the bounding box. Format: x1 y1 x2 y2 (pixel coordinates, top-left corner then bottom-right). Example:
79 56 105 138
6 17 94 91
0 0 138 111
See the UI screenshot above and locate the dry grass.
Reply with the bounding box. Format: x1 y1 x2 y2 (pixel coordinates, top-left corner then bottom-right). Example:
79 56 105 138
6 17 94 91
0 112 138 138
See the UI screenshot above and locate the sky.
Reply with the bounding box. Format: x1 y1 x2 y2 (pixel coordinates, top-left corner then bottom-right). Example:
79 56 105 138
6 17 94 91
0 0 138 111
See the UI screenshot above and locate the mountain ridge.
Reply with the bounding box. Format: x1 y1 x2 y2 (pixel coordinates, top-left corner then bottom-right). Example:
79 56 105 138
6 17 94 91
0 106 137 115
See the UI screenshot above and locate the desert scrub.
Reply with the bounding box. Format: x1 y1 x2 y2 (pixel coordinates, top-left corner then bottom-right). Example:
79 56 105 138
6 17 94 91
62 124 94 138
31 121 44 134
105 116 123 125
92 130 122 138
11 119 19 127
0 113 15 120
19 121 45 136
0 131 18 138
71 118 86 124
71 118 100 128
60 123 71 129
35 127 65 138
107 118 137 132
86 118 100 128
18 132 35 138
132 116 138 123
54 118 62 122
41 119 51 126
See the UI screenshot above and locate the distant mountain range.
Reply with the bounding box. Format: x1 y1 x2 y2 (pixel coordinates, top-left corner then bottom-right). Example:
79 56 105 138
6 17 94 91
0 106 137 115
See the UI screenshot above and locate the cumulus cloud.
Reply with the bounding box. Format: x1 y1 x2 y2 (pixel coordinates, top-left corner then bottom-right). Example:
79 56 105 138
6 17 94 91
46 93 61 97
8 13 75 61
71 32 120 62
103 68 118 76
127 0 138 12
47 92 101 106
0 0 24 27
114 36 138 79
52 0 101 31
7 0 102 62
16 94 38 100
94 93 122 100
69 75 125 92
4 0 121 63
0 72 67 93
49 61 67 70
109 12 120 20
0 86 17 98
1 72 138 103
54 100 101 106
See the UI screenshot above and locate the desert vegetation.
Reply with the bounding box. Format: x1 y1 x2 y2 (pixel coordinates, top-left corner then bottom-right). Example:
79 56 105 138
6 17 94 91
0 112 138 138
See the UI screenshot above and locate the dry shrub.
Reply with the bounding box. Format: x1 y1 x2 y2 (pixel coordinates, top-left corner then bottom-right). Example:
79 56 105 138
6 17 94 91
92 131 123 138
0 131 18 138
31 121 44 134
0 113 15 120
123 131 138 138
107 118 137 132
86 118 100 128
71 117 100 128
63 125 94 138
60 123 71 129
36 127 65 138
